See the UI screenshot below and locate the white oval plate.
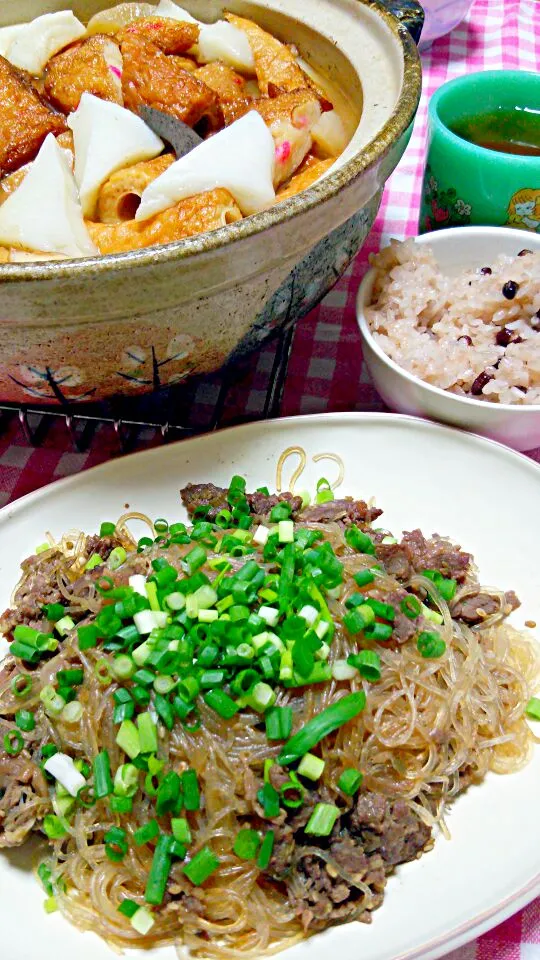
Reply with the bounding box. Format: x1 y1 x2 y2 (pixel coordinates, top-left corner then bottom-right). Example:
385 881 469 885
1 413 540 960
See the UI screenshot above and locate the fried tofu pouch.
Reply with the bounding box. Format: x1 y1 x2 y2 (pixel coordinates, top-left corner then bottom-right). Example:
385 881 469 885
275 154 334 203
224 12 309 95
44 35 124 113
120 33 223 132
96 153 174 223
87 187 242 253
195 62 252 125
0 55 66 176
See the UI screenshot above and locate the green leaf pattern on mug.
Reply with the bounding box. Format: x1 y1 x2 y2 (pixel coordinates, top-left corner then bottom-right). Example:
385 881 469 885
421 165 472 232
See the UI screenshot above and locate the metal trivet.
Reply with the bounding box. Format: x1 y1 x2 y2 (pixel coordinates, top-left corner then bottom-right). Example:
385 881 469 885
0 325 295 454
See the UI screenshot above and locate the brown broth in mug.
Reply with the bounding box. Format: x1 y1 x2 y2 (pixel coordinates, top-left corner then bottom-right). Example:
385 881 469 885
451 107 540 156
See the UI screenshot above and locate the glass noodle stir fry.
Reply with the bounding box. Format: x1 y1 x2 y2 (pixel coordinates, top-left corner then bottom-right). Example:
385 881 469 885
1 476 540 955
0 3 350 261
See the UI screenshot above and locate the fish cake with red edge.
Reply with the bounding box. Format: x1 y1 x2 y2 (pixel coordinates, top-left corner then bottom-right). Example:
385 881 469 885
117 17 199 54
254 89 322 186
0 55 66 177
43 34 124 113
121 34 223 133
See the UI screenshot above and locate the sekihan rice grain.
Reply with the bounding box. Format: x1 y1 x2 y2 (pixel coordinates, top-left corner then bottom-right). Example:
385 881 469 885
366 239 540 405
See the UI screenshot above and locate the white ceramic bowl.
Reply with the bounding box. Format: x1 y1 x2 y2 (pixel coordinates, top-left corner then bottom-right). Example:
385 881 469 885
357 226 540 452
418 0 474 49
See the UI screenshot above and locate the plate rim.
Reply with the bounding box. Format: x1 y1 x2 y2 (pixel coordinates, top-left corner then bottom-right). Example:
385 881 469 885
1 410 540 959
1 413 539 527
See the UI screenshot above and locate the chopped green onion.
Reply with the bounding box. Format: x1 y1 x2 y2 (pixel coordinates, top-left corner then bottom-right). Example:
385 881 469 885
109 795 133 814
278 691 366 766
278 520 294 543
43 814 67 839
353 569 375 588
134 820 159 846
156 771 182 816
256 830 275 870
116 720 141 759
400 594 422 619
93 751 113 799
305 803 340 836
246 682 276 714
337 768 363 795
43 896 58 914
233 829 261 860
145 834 173 905
257 782 280 818
345 526 375 555
85 553 103 571
347 650 381 682
421 603 444 625
4 730 24 755
105 826 128 862
183 545 207 575
363 622 393 641
100 521 116 536
78 624 100 651
112 655 136 680
171 818 192 845
525 697 540 721
15 709 35 732
421 569 457 602
297 752 325 781
204 689 239 719
280 771 304 808
62 701 83 724
42 602 65 622
182 847 220 886
94 659 112 686
57 668 84 687
137 713 158 754
114 763 139 798
130 905 155 935
417 631 446 659
109 547 127 571
118 898 140 919
55 616 75 636
182 769 200 811
364 598 395 621
10 673 33 697
265 706 293 741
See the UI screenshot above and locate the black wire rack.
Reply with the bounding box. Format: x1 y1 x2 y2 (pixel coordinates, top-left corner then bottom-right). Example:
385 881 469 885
0 325 295 454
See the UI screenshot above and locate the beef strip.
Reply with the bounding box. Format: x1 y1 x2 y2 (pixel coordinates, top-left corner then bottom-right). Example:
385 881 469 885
375 530 472 584
266 789 431 931
451 589 520 624
180 482 303 521
300 499 383 525
0 748 50 847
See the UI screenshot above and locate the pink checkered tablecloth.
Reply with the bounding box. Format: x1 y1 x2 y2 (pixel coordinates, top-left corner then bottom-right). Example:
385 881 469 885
1 0 540 954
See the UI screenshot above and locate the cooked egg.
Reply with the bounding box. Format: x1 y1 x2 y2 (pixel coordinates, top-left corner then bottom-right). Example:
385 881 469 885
137 110 275 220
0 135 97 259
68 93 164 218
0 11 86 75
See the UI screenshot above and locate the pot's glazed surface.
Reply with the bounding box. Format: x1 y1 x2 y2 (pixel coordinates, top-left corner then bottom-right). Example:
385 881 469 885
0 0 422 403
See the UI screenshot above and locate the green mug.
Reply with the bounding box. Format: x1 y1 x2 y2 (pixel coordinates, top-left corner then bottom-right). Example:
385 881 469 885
419 70 540 235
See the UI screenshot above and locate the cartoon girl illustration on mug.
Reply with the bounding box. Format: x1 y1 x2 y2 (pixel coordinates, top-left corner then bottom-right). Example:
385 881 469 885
506 188 540 232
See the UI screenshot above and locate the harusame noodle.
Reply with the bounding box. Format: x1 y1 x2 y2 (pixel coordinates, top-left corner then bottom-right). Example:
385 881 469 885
0 484 538 958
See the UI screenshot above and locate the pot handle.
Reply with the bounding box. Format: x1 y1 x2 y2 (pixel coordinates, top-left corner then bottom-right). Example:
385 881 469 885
378 0 424 44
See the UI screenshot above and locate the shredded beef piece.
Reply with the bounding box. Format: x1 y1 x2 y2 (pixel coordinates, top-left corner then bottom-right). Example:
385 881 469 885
84 534 122 561
375 530 471 584
247 491 303 518
266 789 430 931
375 542 412 580
451 589 520 624
180 482 303 521
0 552 64 637
0 749 49 847
300 499 383 525
401 529 471 582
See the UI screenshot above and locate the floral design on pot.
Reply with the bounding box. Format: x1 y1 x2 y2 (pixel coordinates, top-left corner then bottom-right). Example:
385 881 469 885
117 335 197 389
8 364 96 403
